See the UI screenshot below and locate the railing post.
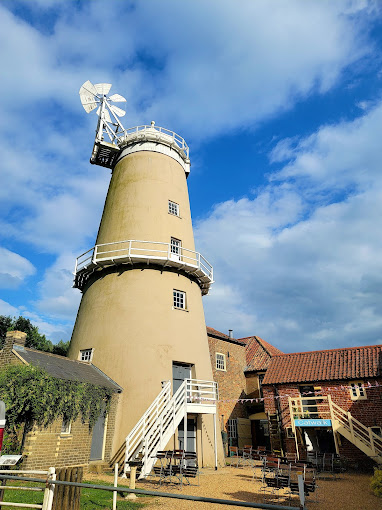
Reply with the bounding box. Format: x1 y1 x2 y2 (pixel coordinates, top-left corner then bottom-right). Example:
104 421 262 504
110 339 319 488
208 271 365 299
197 252 201 268
128 240 132 258
42 467 55 510
348 412 355 441
369 428 376 454
327 395 340 455
93 245 97 263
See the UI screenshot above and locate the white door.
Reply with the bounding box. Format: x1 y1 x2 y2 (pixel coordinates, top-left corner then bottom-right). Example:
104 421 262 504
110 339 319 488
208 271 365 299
170 237 182 262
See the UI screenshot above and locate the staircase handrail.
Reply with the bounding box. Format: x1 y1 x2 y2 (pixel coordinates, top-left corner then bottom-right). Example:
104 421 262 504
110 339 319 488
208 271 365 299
330 400 382 456
125 381 171 464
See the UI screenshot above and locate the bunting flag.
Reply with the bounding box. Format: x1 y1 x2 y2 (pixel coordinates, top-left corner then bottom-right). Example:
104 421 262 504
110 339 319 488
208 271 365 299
189 380 382 404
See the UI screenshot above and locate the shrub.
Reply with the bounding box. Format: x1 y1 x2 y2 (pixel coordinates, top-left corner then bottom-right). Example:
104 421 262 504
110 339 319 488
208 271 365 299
371 468 382 498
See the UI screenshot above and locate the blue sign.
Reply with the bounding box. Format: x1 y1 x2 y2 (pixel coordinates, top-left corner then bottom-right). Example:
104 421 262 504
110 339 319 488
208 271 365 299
294 419 332 427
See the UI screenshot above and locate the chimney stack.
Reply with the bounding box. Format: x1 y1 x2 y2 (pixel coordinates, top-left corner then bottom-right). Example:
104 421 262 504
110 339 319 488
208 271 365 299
6 331 27 346
228 329 233 339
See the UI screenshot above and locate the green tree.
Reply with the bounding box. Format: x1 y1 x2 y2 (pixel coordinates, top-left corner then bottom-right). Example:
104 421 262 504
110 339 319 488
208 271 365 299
0 315 69 355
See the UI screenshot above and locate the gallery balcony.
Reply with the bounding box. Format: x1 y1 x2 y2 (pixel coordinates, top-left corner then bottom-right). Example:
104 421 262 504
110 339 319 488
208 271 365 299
73 239 213 294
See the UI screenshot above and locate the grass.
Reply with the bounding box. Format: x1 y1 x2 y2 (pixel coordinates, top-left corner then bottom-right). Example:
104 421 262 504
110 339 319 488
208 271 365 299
0 479 146 509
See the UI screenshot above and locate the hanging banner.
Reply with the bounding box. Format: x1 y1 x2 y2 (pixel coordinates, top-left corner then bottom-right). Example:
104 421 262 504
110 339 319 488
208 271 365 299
294 419 332 427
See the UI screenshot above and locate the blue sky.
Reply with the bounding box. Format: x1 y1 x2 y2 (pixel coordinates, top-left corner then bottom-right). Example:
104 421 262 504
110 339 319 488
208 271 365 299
1 0 382 353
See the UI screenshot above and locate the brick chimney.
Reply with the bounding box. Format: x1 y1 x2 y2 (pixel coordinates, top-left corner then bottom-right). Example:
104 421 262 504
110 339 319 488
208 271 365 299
0 331 27 368
6 330 27 347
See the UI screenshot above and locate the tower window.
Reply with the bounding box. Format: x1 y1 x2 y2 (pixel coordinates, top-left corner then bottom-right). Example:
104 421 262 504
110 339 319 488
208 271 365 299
216 353 226 371
350 381 367 401
173 290 186 309
168 200 179 216
79 348 93 362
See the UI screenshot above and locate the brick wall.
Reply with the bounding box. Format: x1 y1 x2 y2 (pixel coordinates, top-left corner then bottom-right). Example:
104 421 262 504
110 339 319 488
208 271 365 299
263 378 382 466
0 331 119 469
208 335 248 430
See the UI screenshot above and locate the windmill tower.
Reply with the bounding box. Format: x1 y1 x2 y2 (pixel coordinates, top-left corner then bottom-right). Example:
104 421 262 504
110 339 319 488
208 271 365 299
69 81 224 474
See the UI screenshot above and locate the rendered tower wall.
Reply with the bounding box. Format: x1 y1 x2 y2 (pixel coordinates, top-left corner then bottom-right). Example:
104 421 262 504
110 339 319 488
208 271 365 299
69 141 224 466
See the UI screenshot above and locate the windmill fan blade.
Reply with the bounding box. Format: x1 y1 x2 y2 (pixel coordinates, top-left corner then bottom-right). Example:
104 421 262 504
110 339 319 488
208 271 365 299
79 80 98 113
109 93 127 103
96 107 112 124
110 105 126 117
79 80 97 96
94 83 112 95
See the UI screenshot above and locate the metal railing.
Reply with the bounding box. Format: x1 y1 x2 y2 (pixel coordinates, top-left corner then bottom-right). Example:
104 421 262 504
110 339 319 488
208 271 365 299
118 124 189 160
74 239 213 292
0 473 302 510
124 378 218 478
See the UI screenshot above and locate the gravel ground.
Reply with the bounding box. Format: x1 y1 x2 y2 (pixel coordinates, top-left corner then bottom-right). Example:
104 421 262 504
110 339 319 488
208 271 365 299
86 466 381 510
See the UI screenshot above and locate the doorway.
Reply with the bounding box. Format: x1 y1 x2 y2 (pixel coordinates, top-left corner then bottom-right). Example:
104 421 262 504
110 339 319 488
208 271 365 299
90 411 106 460
172 362 192 394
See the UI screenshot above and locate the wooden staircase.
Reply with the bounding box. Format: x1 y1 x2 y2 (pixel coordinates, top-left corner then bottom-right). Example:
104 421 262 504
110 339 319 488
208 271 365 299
289 395 382 465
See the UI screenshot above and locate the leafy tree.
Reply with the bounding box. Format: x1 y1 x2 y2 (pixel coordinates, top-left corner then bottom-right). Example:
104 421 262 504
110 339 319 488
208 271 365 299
0 315 69 356
52 340 70 356
0 315 12 344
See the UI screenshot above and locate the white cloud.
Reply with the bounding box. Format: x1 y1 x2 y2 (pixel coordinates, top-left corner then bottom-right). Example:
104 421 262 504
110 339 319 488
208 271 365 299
33 253 81 322
197 100 382 351
0 299 19 316
0 248 35 289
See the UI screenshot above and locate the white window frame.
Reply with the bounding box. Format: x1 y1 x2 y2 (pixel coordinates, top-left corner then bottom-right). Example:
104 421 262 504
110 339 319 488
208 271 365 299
170 237 182 260
168 200 180 217
349 380 367 401
79 348 93 362
216 352 226 371
173 290 186 310
61 417 71 435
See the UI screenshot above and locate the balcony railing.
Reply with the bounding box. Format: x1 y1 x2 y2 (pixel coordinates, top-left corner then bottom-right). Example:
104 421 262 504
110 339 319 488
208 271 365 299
73 239 213 294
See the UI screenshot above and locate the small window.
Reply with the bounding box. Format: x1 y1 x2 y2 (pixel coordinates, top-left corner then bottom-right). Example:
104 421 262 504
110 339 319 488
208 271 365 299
227 419 237 439
79 349 93 362
371 426 382 437
286 427 295 439
61 417 71 435
168 200 179 216
216 353 226 371
350 381 367 401
173 290 186 309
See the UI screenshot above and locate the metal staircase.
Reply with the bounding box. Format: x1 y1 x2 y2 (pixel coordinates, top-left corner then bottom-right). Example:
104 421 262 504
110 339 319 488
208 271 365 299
123 379 217 478
289 395 382 464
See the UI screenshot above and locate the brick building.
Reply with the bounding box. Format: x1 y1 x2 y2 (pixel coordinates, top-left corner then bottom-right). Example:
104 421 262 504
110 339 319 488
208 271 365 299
262 345 382 467
0 331 121 470
207 328 282 451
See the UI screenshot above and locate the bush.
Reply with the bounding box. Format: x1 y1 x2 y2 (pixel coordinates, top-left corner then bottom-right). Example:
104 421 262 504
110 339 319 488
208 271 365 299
371 468 382 498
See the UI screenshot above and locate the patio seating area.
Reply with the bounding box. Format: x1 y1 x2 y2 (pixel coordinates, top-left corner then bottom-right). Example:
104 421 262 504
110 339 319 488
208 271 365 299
151 450 199 488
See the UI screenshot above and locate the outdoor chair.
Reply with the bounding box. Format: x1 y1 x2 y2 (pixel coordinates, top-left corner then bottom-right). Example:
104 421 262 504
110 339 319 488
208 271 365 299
242 446 254 467
228 446 241 467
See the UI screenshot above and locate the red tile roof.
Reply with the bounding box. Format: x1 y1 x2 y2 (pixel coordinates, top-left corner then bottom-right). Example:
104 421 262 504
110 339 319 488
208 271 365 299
263 344 382 385
206 327 246 345
242 336 284 371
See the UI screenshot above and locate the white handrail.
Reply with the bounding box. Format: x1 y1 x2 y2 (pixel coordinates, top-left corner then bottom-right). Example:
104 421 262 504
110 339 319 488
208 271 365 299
73 239 213 292
123 378 217 478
